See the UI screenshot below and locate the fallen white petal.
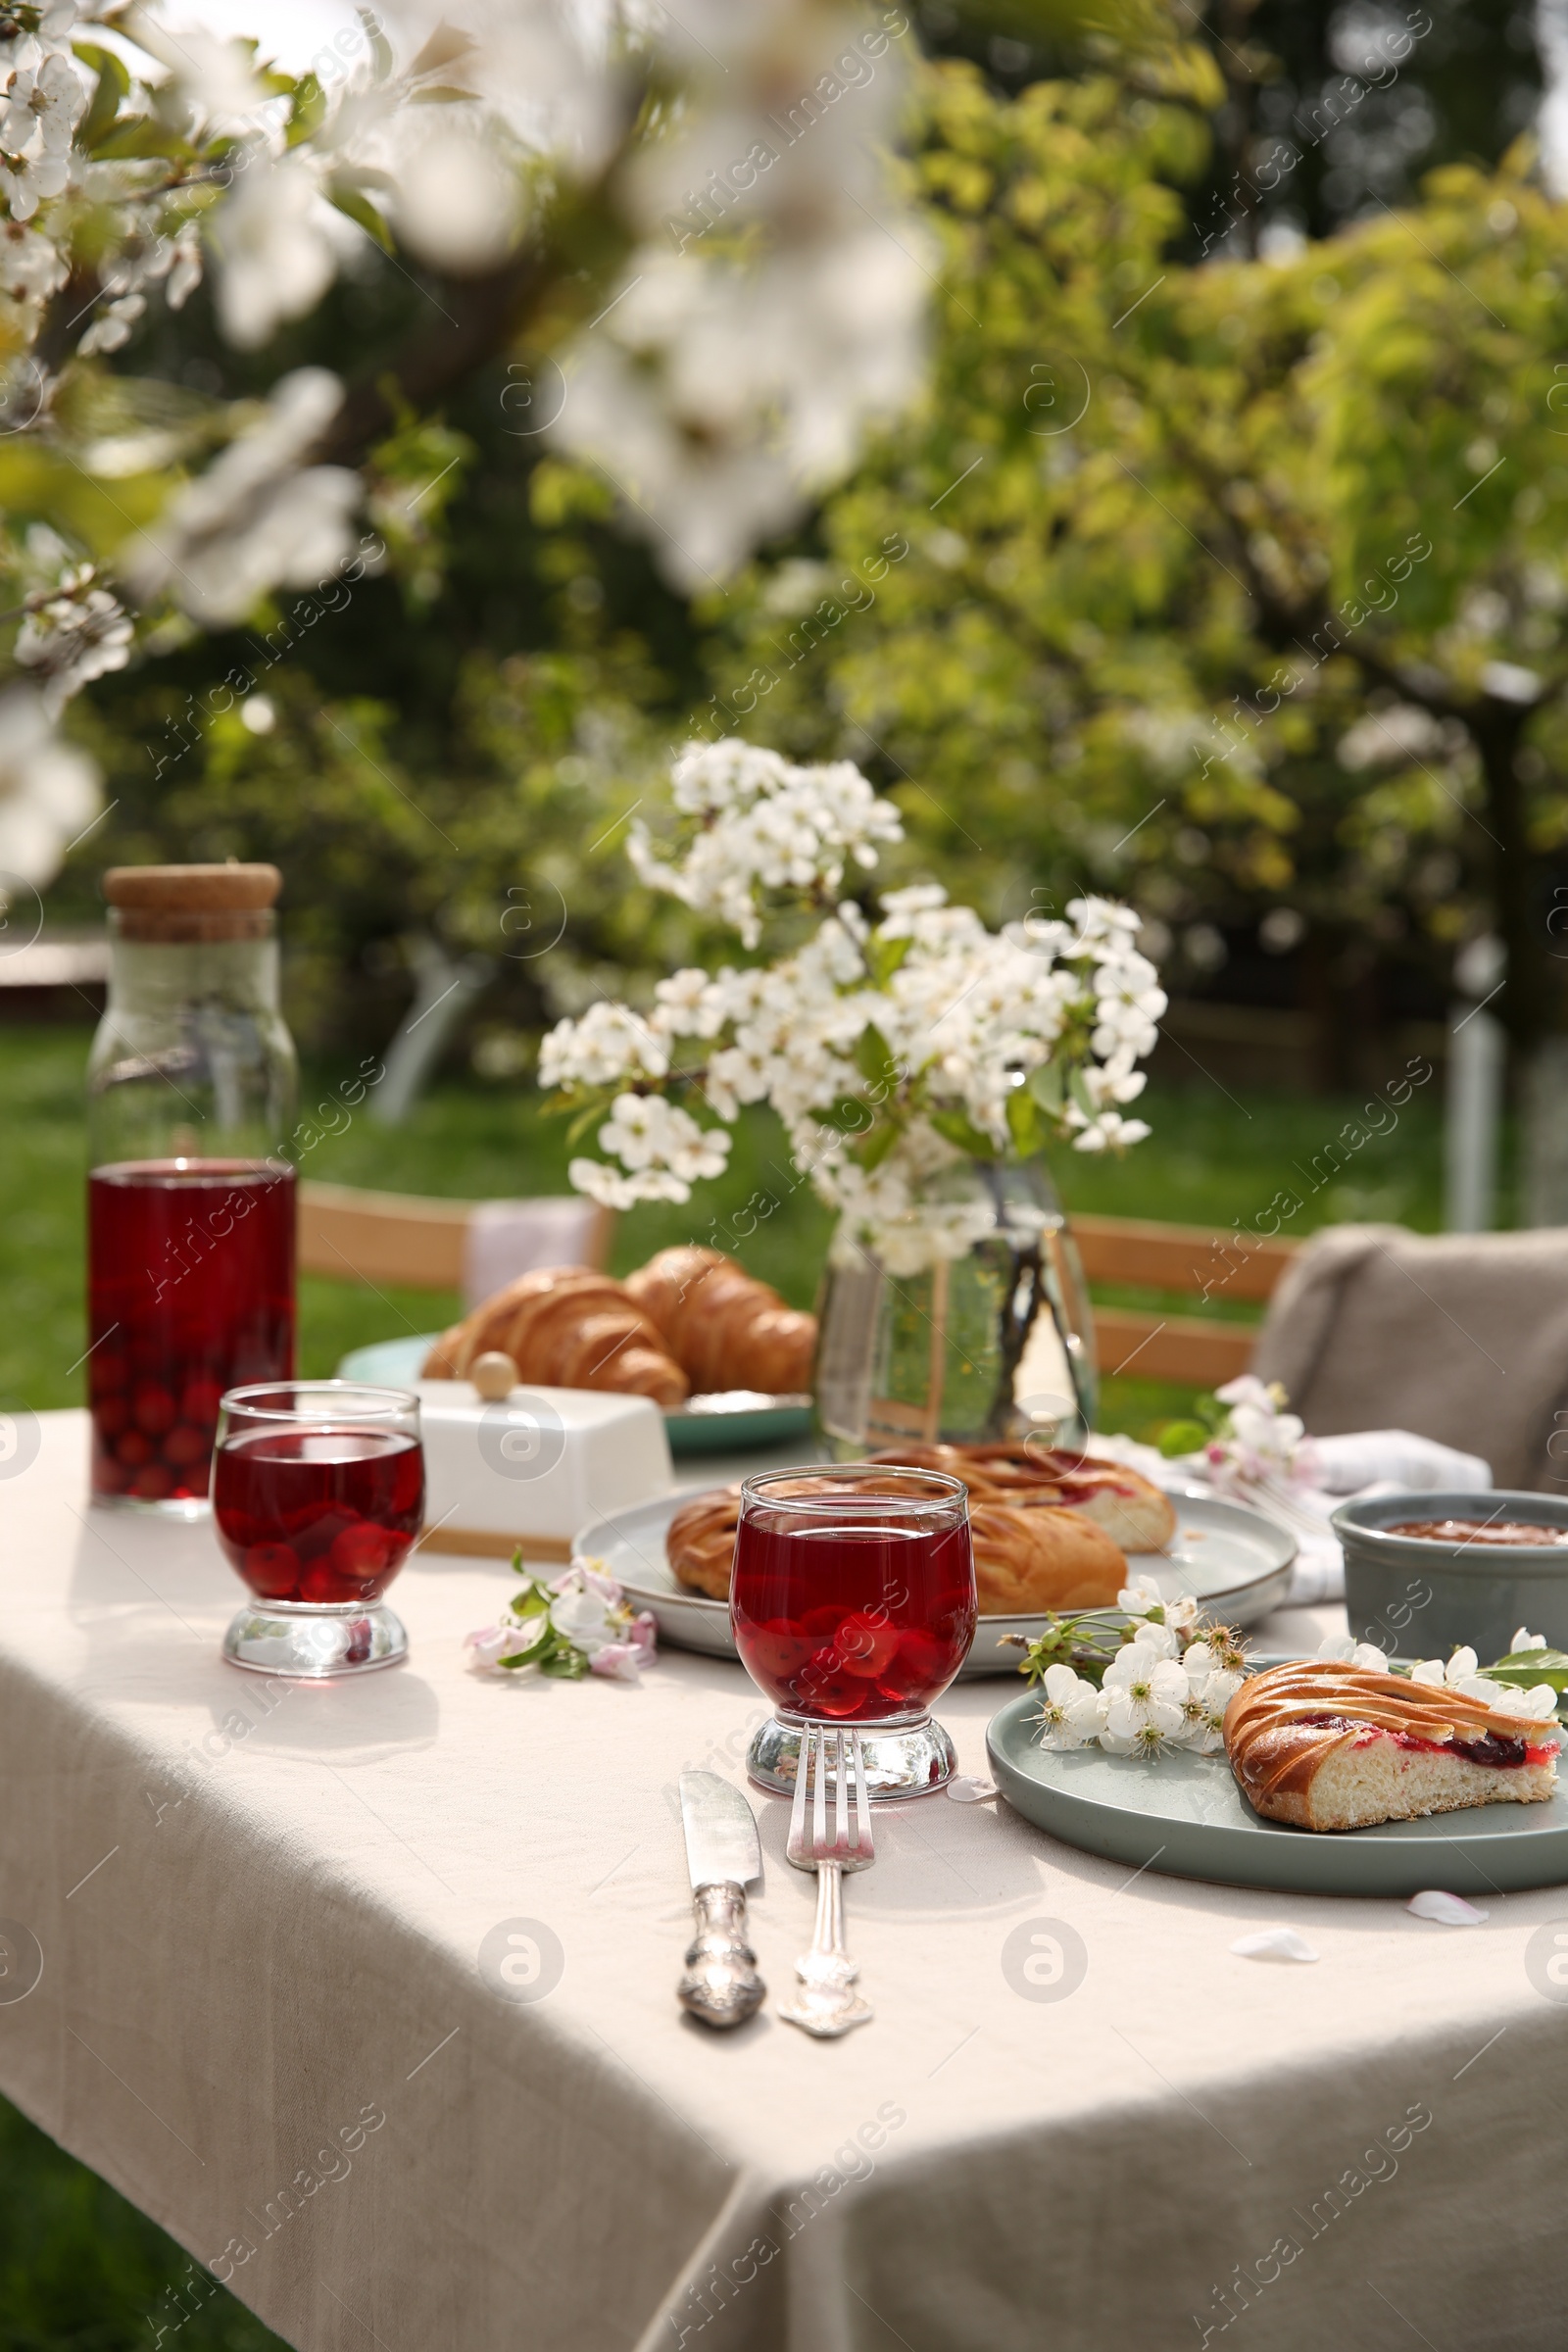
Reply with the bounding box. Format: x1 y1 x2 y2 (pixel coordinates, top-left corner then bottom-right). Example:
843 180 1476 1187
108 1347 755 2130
947 1775 997 1803
1406 1888 1489 1926
1230 1929 1318 1963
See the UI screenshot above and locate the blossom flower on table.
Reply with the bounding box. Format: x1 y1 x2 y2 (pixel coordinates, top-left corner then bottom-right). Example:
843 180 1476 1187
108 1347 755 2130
1178 1665 1244 1751
1203 1375 1322 1494
1408 1644 1560 1724
1031 1662 1103 1750
1316 1634 1392 1672
466 1559 658 1684
1118 1575 1199 1642
1099 1642 1189 1756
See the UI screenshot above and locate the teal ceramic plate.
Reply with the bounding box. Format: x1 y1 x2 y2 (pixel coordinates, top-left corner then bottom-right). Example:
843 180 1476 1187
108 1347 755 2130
986 1687 1568 1896
334 1338 812 1453
338 1337 430 1387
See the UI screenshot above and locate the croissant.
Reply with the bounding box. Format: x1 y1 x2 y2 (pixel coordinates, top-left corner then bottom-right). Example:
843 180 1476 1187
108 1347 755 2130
868 1443 1175 1556
1223 1660 1559 1833
625 1246 816 1396
418 1267 688 1407
665 1485 743 1600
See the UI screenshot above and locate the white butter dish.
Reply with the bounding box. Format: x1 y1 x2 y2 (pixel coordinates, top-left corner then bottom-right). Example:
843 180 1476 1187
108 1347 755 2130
414 1381 673 1561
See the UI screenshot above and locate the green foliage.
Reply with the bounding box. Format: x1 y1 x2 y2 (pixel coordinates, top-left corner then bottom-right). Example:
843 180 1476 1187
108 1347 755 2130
692 54 1568 1042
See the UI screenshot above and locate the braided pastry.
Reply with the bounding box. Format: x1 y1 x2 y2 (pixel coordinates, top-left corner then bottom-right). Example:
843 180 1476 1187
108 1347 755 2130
664 1480 1121 1615
418 1267 688 1407
625 1246 816 1396
1223 1660 1559 1832
868 1442 1175 1555
967 1501 1124 1614
665 1485 743 1600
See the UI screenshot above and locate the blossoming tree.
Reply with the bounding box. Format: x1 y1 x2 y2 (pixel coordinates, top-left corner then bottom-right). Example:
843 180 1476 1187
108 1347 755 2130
0 0 951 891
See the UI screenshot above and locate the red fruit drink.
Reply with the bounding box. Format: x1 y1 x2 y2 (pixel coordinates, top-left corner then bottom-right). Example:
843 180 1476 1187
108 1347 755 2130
87 1161 295 1505
731 1513 976 1725
212 1427 423 1606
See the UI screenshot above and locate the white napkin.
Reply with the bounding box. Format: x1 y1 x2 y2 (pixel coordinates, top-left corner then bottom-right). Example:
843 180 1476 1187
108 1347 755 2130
1089 1428 1495 1608
1309 1430 1492 1495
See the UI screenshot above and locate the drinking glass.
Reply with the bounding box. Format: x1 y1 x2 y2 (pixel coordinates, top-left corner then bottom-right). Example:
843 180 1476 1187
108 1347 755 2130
213 1382 423 1677
731 1463 976 1799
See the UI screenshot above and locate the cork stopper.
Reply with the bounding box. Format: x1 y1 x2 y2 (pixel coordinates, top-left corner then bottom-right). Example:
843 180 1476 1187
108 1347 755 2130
104 862 282 943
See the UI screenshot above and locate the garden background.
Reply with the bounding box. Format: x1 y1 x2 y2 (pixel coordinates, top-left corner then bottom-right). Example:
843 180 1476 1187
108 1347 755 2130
0 0 1551 2338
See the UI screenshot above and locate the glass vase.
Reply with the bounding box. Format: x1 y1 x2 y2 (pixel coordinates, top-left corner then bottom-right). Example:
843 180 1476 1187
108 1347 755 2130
813 1156 1097 1455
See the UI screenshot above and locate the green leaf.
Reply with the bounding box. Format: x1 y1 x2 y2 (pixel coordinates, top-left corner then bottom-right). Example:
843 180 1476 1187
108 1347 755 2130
1486 1648 1568 1691
850 1114 901 1171
94 117 193 162
564 1093 612 1147
1005 1084 1046 1158
287 72 327 146
1028 1060 1066 1116
928 1106 1002 1158
75 44 130 149
809 1094 874 1135
854 1021 901 1094
1067 1067 1099 1124
539 1646 588 1680
865 933 912 989
512 1588 550 1617
328 182 393 252
1157 1420 1209 1458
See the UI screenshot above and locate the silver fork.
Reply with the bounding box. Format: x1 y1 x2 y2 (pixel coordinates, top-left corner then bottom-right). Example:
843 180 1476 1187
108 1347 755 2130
779 1726 875 2037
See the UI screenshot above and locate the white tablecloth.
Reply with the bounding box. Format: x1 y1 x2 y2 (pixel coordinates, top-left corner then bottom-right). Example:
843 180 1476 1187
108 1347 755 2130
1 1412 1564 2352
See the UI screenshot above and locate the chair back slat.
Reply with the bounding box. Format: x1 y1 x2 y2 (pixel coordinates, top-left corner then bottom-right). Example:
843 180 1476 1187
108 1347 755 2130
1072 1213 1297 1304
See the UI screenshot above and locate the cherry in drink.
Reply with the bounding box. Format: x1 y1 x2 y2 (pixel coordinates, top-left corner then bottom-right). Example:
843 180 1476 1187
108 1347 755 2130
87 1161 295 1507
214 1425 423 1606
731 1473 977 1726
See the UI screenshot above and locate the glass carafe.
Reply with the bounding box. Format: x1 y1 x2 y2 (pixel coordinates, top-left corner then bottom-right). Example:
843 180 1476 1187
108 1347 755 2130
86 864 299 1514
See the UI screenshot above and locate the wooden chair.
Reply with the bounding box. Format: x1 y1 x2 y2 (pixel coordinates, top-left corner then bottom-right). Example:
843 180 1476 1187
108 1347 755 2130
1072 1213 1299 1388
297 1181 615 1305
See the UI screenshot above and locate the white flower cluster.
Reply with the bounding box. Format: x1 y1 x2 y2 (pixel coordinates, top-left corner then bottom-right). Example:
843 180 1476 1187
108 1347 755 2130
551 3 927 587
1032 1581 1244 1759
0 5 83 222
123 368 360 626
1404 1637 1561 1731
0 1 938 901
628 740 905 948
1202 1375 1323 1493
14 559 133 713
0 682 99 883
568 1092 733 1210
548 741 1164 1265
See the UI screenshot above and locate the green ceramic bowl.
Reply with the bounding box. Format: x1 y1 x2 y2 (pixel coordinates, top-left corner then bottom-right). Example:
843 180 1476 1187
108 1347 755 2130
1333 1488 1568 1662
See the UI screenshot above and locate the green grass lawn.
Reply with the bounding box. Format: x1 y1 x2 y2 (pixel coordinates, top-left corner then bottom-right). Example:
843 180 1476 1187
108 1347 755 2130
0 1020 1451 2347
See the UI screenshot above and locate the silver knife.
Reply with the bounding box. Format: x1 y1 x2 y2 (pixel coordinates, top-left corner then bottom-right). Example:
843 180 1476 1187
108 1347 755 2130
677 1771 765 2029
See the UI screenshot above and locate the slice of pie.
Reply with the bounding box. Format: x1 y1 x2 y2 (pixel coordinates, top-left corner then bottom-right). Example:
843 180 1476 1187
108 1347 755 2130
1223 1659 1559 1833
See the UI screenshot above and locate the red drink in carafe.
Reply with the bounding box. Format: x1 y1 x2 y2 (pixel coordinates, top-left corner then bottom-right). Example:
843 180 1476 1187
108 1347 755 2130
87 1161 295 1504
212 1425 423 1605
731 1512 976 1724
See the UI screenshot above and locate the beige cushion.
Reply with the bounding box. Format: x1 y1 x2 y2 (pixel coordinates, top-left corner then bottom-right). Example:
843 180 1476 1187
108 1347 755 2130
1253 1222 1568 1492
